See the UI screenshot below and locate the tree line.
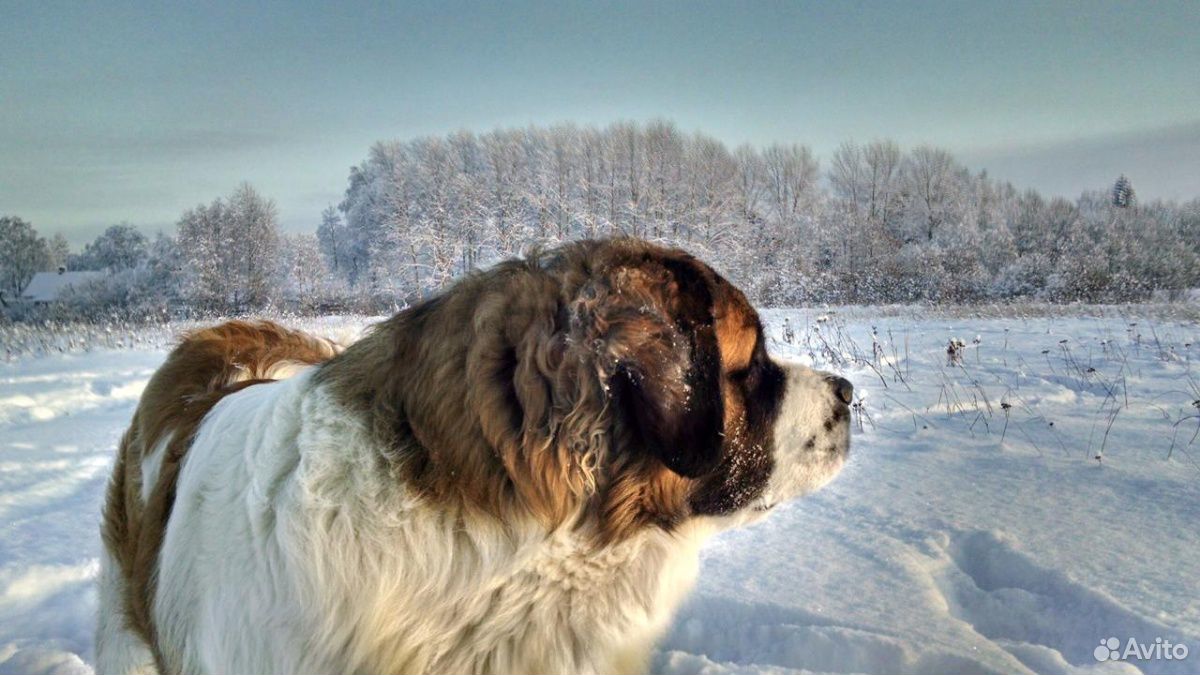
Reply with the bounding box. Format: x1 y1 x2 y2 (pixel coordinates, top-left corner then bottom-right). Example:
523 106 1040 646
2 121 1198 320
325 123 1198 306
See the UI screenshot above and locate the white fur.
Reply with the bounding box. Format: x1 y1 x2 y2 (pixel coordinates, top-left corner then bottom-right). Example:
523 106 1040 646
138 436 170 504
101 361 846 674
758 362 851 509
96 549 156 675
230 359 320 383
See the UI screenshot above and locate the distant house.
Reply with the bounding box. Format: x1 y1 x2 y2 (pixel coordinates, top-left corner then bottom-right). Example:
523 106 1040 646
20 268 103 304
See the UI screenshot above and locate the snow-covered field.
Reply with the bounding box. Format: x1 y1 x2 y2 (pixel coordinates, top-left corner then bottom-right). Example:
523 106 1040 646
1 308 1198 675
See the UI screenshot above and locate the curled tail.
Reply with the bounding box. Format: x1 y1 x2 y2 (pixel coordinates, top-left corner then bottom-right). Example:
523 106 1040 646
131 320 342 454
166 319 342 391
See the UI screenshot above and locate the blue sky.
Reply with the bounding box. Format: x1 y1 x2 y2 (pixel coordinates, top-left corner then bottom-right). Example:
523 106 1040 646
2 1 1198 244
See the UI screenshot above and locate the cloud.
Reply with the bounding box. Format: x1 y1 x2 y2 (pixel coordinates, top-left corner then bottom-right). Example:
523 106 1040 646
959 122 1200 202
0 127 286 167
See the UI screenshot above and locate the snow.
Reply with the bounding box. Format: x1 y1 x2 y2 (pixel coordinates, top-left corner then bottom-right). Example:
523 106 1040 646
1 309 1197 675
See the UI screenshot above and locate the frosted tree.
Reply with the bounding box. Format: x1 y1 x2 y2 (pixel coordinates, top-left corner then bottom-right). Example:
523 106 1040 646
46 233 71 271
642 121 685 240
733 145 765 226
757 143 820 299
329 122 1198 307
340 142 410 288
280 233 336 311
143 233 182 303
578 127 611 239
176 184 281 312
0 216 49 300
1111 175 1135 208
412 137 467 290
227 183 282 307
761 143 819 227
829 142 868 215
684 134 738 252
863 140 902 226
828 144 877 280
77 223 148 272
519 129 559 245
339 164 377 286
826 140 904 295
452 130 497 271
542 124 581 243
611 122 645 237
316 206 351 277
374 145 425 298
902 146 962 243
1175 199 1200 290
483 129 531 256
177 199 231 311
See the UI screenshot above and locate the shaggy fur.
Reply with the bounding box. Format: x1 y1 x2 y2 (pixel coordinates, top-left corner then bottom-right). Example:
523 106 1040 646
96 239 852 675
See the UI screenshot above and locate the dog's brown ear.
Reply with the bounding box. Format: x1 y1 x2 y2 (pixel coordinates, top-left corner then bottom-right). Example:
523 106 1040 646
599 257 725 478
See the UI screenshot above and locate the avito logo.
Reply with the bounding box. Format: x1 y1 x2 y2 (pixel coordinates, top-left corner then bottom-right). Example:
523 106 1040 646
1094 637 1189 663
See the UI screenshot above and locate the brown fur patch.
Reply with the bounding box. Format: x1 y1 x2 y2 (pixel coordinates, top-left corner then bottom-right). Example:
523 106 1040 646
100 321 338 668
712 278 760 373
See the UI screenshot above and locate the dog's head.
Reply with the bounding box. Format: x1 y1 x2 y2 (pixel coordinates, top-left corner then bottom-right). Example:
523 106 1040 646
547 241 853 536
329 239 851 539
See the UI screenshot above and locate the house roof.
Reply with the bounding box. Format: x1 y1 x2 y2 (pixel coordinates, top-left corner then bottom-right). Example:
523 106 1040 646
20 271 104 302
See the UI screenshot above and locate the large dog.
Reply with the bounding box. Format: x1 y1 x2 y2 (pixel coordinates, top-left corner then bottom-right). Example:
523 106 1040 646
96 239 853 675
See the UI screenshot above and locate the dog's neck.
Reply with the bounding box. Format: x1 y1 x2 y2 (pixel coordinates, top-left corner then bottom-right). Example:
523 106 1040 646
294 385 712 673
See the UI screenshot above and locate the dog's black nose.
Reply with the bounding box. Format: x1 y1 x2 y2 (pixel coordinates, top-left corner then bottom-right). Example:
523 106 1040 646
828 376 854 405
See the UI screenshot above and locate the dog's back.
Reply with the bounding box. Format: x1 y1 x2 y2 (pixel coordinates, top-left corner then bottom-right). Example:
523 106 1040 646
97 321 338 675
